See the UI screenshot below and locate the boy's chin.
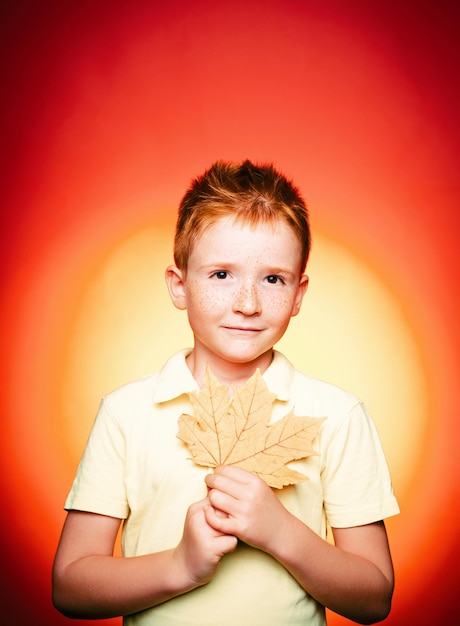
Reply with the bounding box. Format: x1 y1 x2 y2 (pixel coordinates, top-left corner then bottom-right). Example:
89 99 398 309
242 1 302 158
215 347 274 368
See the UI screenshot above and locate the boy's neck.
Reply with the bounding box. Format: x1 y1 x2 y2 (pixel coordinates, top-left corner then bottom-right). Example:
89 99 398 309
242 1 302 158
186 349 274 388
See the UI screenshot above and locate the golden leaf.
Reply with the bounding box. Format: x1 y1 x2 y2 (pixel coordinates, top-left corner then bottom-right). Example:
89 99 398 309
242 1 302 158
177 367 326 489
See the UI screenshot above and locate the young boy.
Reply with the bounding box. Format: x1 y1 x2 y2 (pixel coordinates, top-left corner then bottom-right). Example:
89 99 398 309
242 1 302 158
53 160 399 625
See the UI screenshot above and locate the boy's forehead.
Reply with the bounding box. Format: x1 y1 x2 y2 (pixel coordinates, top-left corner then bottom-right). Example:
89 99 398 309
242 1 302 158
195 214 283 240
189 215 303 264
191 216 275 251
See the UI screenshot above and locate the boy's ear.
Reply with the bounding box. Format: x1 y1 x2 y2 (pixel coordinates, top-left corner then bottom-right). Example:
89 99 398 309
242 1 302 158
165 265 187 310
291 274 309 317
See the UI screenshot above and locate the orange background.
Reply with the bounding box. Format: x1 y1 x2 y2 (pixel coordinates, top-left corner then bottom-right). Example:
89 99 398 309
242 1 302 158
1 1 459 624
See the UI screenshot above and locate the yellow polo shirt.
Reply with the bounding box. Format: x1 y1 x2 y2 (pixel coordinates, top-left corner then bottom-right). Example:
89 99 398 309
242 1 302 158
65 350 399 625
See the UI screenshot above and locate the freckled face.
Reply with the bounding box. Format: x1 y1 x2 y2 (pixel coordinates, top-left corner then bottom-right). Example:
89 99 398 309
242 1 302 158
180 216 308 374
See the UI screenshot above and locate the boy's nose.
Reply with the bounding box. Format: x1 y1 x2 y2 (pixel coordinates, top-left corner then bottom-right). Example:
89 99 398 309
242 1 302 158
233 282 261 315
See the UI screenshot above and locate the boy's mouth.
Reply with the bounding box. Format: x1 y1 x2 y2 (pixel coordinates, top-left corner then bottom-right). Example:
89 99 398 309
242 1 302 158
224 326 262 333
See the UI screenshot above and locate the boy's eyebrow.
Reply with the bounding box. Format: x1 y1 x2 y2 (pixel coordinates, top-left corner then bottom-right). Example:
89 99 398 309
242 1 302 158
197 261 237 271
266 267 300 280
198 262 299 278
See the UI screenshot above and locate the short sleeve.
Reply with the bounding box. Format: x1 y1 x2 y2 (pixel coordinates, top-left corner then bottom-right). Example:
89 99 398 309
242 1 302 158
321 402 399 528
64 398 129 519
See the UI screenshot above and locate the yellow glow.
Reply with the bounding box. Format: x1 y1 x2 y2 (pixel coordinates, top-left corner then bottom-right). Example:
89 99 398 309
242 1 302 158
60 227 429 499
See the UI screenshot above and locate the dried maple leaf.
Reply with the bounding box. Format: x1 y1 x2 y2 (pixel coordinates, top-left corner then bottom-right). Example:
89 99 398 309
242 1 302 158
177 367 326 488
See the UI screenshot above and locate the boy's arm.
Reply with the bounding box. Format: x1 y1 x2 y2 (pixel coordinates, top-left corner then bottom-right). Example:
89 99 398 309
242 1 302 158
205 466 394 625
272 519 393 624
52 501 237 619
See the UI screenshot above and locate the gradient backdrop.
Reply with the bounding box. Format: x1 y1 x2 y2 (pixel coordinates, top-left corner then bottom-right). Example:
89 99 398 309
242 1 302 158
1 1 459 624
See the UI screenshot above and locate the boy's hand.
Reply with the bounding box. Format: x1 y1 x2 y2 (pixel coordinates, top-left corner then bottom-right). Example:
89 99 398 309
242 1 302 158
173 497 238 587
204 466 289 553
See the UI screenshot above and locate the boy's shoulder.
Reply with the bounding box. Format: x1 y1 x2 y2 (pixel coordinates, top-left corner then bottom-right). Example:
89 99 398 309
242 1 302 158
103 349 196 407
101 350 363 431
270 351 363 419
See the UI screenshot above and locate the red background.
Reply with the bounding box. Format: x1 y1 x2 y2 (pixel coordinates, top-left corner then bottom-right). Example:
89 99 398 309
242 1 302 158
1 1 459 624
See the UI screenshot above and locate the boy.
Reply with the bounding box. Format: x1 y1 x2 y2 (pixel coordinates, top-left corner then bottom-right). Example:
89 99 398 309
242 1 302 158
53 160 399 625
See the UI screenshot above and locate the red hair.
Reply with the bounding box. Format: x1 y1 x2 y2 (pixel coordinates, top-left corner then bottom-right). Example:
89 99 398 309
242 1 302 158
174 160 311 274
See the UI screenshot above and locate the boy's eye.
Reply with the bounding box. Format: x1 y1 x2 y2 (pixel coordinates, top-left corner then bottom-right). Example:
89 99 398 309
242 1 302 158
266 275 284 284
213 271 228 279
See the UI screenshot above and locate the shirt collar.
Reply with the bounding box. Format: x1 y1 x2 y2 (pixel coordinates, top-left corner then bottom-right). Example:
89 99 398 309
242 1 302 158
153 349 295 404
153 349 198 403
262 350 294 401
